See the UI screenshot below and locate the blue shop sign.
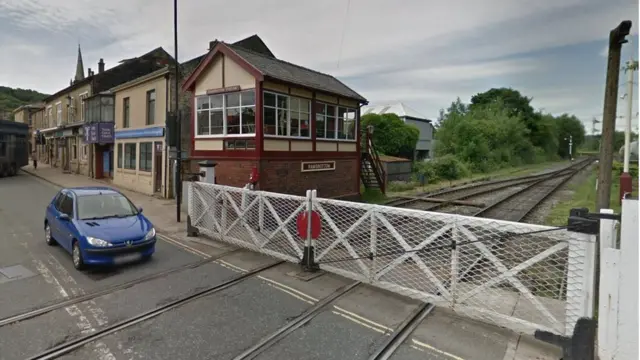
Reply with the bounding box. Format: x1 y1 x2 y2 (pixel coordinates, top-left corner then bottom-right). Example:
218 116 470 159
115 127 165 139
83 123 115 144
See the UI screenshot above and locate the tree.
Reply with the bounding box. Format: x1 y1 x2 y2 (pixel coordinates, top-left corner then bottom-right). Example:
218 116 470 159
554 114 586 158
361 113 419 158
435 99 536 172
470 87 556 153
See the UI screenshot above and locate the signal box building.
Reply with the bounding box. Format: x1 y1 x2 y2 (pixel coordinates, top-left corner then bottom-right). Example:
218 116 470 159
182 41 368 199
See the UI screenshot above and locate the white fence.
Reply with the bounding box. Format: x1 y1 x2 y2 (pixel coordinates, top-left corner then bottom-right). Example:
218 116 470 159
597 199 638 360
188 182 597 337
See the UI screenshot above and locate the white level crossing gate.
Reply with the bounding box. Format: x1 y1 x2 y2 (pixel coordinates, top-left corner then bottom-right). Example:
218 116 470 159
188 182 597 337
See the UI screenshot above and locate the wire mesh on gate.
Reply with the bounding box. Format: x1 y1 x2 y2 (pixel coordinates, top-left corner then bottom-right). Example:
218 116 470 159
189 182 307 263
187 182 596 337
312 199 596 336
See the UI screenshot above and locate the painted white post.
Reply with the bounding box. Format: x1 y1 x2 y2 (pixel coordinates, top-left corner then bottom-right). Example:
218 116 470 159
616 199 639 359
597 248 621 360
599 209 618 250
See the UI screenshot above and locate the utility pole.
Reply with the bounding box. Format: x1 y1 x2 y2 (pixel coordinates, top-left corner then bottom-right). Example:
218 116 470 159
173 0 182 223
596 20 632 212
620 60 636 202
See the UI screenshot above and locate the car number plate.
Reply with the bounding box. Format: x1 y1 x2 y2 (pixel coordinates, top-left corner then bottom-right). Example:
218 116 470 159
114 253 142 265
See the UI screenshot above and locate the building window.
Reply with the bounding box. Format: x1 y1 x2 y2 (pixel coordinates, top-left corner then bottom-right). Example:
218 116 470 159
139 142 152 172
117 143 123 168
123 97 130 128
47 106 53 127
55 103 62 126
124 143 136 170
225 139 256 150
315 102 357 141
79 93 88 122
263 92 312 138
146 90 156 125
82 145 88 160
195 89 256 137
337 107 357 140
71 144 77 160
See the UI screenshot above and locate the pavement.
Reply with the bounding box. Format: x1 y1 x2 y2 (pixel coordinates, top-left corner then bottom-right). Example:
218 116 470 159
0 164 564 359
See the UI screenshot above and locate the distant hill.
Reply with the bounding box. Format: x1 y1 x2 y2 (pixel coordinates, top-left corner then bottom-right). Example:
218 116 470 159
0 86 49 120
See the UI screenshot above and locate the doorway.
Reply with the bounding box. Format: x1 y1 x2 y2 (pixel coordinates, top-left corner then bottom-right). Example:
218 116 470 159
154 142 163 193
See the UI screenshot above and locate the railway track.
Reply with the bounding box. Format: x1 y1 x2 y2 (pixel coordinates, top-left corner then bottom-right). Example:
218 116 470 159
10 160 593 359
357 158 595 359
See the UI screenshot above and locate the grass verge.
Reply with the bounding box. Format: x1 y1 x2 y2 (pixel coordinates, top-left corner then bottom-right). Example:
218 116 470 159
545 164 639 226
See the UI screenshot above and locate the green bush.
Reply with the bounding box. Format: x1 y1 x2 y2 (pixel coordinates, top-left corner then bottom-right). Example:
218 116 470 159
612 161 639 178
431 155 470 184
413 161 439 183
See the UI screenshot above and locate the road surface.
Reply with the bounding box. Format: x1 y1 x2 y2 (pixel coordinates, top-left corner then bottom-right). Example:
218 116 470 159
0 172 562 359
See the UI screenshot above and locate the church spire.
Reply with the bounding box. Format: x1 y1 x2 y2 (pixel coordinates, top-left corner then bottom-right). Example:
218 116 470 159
74 44 85 82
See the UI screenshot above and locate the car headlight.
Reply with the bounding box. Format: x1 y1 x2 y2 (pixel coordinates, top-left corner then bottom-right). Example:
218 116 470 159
144 228 156 241
86 237 112 247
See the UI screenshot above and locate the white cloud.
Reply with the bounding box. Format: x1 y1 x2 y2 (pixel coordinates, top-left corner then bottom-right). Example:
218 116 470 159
0 0 638 126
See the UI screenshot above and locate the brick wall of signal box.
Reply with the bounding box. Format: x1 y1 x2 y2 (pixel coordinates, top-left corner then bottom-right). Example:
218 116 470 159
188 158 359 199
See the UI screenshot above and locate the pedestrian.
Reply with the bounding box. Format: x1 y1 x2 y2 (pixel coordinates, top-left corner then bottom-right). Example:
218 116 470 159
32 151 37 170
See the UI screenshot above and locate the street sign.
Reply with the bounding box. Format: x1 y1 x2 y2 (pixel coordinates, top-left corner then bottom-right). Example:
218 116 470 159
296 211 321 240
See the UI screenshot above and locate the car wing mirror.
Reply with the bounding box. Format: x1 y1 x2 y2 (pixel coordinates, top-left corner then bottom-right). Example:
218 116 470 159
138 207 143 213
58 213 70 221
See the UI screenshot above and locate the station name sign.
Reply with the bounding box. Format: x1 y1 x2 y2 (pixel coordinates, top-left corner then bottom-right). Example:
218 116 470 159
301 161 336 172
206 85 242 95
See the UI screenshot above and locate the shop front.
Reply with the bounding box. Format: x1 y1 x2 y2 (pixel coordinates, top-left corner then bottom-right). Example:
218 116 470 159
113 126 169 197
84 122 115 179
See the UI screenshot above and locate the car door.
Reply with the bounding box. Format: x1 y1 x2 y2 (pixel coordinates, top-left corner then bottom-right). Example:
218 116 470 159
49 191 66 242
57 193 76 252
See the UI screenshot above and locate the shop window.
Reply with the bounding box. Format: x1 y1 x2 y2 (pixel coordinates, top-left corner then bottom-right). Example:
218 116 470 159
195 89 256 137
117 143 123 168
124 143 136 170
139 142 152 172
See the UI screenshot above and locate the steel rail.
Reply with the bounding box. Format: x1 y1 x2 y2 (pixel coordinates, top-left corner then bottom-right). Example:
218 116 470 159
25 260 285 360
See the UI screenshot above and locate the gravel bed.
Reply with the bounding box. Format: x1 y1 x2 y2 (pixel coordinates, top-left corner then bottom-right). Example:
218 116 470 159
523 163 596 225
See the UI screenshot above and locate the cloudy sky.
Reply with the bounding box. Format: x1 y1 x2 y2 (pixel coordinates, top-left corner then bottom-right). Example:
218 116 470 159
0 0 638 132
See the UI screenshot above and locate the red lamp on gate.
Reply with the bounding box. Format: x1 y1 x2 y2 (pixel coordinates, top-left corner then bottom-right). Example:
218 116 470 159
249 167 259 187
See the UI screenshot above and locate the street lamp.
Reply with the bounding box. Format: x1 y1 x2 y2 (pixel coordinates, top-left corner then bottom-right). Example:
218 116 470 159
173 0 182 222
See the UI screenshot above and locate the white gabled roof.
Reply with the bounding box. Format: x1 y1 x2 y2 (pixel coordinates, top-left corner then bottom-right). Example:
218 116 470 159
361 102 429 121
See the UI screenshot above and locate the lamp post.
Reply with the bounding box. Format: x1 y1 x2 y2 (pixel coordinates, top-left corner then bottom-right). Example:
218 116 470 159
173 0 182 222
596 20 632 212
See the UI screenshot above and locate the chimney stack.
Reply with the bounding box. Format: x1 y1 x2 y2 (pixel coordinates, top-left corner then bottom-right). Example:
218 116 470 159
88 68 92 76
98 58 105 73
209 40 218 50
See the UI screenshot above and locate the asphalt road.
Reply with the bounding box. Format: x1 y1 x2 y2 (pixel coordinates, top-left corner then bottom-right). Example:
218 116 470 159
0 172 554 360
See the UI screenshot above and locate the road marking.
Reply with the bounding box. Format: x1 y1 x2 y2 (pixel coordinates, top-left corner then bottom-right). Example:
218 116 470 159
158 232 463 359
331 310 387 334
412 339 465 360
157 234 211 258
30 254 118 360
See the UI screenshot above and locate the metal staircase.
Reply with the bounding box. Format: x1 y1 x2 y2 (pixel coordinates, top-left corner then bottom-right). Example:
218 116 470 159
361 126 386 193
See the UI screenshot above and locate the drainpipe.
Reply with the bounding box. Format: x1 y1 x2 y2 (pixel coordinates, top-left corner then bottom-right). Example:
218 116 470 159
164 73 170 199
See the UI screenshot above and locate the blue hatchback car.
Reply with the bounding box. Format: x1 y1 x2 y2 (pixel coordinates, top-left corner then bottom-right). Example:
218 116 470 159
44 186 156 270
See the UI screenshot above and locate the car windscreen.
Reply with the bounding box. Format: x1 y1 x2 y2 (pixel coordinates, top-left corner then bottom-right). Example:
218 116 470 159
77 194 139 220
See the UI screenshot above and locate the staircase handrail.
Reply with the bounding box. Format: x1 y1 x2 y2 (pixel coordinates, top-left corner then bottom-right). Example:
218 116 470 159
364 126 386 193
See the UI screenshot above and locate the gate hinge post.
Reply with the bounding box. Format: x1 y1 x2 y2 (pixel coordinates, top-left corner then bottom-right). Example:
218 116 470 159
567 207 621 235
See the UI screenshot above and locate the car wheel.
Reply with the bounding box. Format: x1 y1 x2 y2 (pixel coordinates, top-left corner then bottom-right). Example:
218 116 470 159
44 223 56 246
72 241 85 270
